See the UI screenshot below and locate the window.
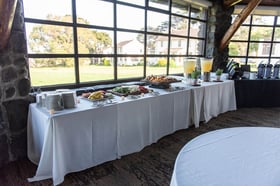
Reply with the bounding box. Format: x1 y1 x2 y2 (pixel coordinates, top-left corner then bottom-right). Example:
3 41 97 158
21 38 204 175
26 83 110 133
24 0 209 88
229 7 280 71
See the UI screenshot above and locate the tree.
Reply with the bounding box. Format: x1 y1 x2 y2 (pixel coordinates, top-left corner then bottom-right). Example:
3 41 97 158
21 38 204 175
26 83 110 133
28 14 112 67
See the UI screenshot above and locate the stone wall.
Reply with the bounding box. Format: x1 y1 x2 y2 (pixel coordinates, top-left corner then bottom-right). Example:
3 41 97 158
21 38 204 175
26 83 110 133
0 0 31 168
211 0 234 71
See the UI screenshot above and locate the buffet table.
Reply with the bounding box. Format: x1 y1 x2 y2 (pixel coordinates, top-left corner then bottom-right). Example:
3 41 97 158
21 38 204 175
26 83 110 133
170 127 280 186
27 79 236 185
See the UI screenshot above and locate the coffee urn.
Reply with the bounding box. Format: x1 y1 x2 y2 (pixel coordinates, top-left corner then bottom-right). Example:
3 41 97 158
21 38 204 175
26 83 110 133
257 61 266 79
264 63 273 79
272 61 280 79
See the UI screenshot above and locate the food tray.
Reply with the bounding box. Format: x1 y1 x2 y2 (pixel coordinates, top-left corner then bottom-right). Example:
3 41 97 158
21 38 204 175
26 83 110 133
107 90 147 97
143 79 180 85
149 83 170 89
107 85 149 97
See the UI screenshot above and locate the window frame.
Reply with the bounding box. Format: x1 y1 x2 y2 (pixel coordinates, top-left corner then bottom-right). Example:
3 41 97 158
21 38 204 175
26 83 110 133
229 6 280 71
24 0 209 90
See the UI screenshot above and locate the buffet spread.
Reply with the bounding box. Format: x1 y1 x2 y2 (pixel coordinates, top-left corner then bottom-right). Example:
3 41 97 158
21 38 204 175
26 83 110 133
27 75 236 185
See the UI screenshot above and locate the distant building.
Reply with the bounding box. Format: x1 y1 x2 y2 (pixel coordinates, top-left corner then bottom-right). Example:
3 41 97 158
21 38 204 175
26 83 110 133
117 39 143 66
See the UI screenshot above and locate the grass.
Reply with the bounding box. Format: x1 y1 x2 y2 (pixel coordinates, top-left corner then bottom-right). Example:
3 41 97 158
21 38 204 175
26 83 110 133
30 65 183 86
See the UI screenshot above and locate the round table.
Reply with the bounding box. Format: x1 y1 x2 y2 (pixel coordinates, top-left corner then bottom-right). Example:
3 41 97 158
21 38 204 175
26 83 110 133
170 127 280 186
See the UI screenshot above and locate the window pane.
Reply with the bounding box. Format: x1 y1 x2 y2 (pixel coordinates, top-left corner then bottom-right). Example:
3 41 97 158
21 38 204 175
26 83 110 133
146 57 167 75
188 39 204 55
146 34 157 54
25 23 74 54
191 6 206 20
232 26 249 41
271 43 280 57
270 58 280 65
170 37 187 55
232 15 251 25
77 28 113 54
277 16 280 25
231 58 246 65
79 58 114 82
148 0 169 11
23 0 72 22
117 0 145 6
249 42 271 57
251 26 273 41
252 15 274 25
190 20 206 38
172 0 189 16
171 16 189 36
247 58 264 72
274 28 280 41
117 32 144 55
147 11 169 34
117 58 144 78
117 5 145 30
29 58 75 86
153 35 169 55
76 0 113 27
169 57 184 74
229 42 248 56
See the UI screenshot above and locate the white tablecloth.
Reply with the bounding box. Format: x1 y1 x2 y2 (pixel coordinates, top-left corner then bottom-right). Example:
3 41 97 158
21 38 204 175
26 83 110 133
171 127 280 186
27 80 236 185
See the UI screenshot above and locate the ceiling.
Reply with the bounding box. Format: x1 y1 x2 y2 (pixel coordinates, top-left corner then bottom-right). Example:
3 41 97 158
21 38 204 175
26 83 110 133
240 0 280 6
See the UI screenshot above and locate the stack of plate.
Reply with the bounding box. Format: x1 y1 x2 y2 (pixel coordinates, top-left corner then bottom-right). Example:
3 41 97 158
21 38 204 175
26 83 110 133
45 93 64 111
61 91 76 109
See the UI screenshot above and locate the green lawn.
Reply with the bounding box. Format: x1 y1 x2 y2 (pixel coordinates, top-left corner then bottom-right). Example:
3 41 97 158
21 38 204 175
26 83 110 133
30 65 183 86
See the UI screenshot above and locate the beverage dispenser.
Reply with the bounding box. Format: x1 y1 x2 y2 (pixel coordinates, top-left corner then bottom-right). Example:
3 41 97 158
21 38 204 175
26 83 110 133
272 61 280 79
264 63 273 79
257 61 266 79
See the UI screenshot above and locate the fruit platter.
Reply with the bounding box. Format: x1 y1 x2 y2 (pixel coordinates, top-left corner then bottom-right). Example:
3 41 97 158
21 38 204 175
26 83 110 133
143 75 180 88
108 85 149 96
81 90 113 101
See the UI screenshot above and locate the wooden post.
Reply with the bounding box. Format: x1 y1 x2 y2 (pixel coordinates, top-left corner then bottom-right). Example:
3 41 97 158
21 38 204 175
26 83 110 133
219 0 262 51
0 0 18 50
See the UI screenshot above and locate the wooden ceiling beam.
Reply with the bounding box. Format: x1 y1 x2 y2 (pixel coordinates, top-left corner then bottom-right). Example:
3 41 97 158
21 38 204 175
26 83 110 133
224 0 242 8
0 0 18 50
219 0 262 51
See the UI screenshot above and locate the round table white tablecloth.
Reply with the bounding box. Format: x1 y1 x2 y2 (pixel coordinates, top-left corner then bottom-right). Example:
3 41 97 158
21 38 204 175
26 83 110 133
170 127 280 186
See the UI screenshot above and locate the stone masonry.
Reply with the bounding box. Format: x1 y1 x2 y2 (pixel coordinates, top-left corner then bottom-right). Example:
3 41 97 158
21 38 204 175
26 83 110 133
0 0 31 168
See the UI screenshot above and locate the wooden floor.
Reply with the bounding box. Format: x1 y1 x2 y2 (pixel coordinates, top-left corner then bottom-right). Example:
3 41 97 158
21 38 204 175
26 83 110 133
1 107 280 186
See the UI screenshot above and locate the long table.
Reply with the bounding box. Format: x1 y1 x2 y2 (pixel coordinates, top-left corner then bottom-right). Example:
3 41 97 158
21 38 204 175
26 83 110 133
27 80 236 185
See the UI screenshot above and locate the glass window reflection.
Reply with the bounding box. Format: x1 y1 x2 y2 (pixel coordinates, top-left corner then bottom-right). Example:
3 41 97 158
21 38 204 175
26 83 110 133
117 32 144 55
172 0 189 16
24 0 72 22
148 0 169 11
147 11 169 34
117 5 145 30
76 0 113 27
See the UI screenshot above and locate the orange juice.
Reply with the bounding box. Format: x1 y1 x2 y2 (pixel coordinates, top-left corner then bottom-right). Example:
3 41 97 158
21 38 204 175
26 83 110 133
201 58 213 72
184 58 196 74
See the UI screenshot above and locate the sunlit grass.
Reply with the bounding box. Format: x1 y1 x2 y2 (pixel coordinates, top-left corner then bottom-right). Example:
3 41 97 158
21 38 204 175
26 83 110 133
30 65 183 87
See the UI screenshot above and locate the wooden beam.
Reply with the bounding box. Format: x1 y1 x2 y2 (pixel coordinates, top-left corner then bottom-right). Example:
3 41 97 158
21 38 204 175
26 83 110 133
219 0 262 51
224 0 242 8
0 0 18 50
